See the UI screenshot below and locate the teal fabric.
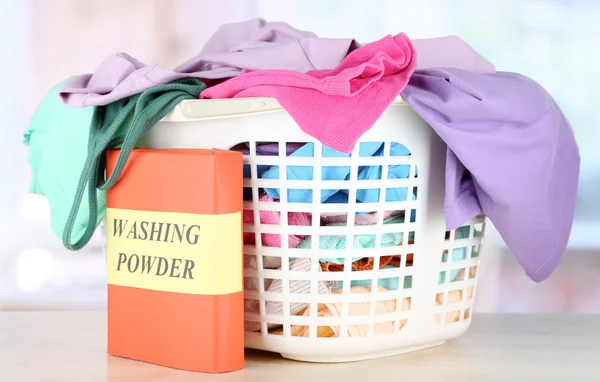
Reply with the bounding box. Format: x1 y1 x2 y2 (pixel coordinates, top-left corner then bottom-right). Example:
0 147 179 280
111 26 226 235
63 78 206 250
24 78 206 250
443 225 471 282
349 271 412 290
297 215 406 263
23 80 103 243
322 226 472 290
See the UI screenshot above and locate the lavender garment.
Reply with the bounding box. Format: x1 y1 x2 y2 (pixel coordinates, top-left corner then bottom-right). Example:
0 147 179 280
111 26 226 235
412 36 494 73
401 68 580 282
229 142 303 156
59 19 355 107
176 20 357 75
58 19 494 107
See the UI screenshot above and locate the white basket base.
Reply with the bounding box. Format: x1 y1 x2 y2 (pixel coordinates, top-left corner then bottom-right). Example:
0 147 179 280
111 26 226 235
280 340 447 363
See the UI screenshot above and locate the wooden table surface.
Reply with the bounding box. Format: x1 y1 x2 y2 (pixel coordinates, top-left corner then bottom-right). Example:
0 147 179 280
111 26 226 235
0 311 598 382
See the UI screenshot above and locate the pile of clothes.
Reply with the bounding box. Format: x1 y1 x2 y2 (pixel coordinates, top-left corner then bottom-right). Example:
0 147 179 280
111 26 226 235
241 189 473 336
25 18 579 291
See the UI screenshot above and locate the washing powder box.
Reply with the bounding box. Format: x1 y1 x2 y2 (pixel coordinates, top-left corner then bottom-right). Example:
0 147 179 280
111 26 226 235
105 148 244 373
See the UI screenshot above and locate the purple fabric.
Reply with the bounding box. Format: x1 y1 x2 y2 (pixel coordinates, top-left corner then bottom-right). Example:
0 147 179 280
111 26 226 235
230 142 304 156
59 19 355 107
176 20 358 75
401 68 580 282
58 19 494 107
412 36 495 73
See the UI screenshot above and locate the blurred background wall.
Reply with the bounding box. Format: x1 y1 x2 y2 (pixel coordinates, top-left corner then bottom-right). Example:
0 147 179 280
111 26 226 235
0 0 598 312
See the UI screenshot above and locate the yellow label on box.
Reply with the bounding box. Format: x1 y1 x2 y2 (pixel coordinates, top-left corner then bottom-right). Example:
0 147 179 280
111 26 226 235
106 208 242 295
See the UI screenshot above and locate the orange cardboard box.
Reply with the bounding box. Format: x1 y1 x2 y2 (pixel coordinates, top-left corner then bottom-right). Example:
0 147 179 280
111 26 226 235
105 148 244 373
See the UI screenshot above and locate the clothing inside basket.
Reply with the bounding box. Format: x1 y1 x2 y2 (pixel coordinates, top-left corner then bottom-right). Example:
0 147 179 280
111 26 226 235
231 141 416 208
242 183 474 336
246 278 474 337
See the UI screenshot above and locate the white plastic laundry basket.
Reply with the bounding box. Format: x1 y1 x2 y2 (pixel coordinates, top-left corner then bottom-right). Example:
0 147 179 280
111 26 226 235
139 96 486 362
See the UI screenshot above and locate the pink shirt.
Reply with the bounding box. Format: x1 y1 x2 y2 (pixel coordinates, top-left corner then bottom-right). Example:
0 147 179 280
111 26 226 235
201 33 416 154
